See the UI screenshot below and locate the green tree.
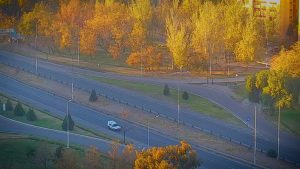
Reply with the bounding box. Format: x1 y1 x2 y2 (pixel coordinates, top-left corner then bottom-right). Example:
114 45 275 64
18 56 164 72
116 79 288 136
6 99 13 111
62 113 75 131
182 91 189 100
14 102 25 116
26 108 37 121
89 89 98 102
245 75 259 103
163 84 170 96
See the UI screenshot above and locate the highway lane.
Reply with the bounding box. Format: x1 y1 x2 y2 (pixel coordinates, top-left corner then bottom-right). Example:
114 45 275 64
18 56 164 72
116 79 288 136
0 51 300 164
0 75 254 169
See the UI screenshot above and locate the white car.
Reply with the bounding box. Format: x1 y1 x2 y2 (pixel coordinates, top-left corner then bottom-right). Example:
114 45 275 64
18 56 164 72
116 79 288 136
107 120 121 131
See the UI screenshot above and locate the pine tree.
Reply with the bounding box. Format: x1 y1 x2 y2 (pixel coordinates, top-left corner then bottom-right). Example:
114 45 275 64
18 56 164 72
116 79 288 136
27 108 38 121
62 113 75 131
14 102 25 116
89 89 98 102
163 84 170 96
6 99 13 111
182 91 189 100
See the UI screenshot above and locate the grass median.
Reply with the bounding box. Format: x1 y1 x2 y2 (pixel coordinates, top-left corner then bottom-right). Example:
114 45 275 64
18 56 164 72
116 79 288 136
0 94 111 140
89 76 244 126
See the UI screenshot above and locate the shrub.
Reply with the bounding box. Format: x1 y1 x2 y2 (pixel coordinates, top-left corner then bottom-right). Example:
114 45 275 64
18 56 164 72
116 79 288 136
6 99 13 111
14 102 25 116
89 89 98 102
182 91 189 100
26 147 36 158
163 84 170 96
27 108 37 121
54 145 64 160
267 149 277 158
62 113 74 131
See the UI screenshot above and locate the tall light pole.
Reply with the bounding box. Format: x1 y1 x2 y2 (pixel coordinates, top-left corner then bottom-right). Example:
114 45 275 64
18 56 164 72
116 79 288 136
77 35 80 65
254 105 257 164
177 85 180 126
35 57 38 74
147 114 159 148
277 106 281 160
66 99 72 148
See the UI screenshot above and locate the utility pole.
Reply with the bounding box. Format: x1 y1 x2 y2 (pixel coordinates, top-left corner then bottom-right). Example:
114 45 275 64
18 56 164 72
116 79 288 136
277 106 281 160
77 35 80 65
71 82 74 100
67 101 70 148
35 57 38 74
254 105 257 164
35 22 37 49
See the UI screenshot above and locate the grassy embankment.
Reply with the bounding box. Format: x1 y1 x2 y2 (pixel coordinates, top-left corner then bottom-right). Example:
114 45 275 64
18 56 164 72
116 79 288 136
89 76 245 126
0 94 111 140
0 133 111 169
231 83 300 136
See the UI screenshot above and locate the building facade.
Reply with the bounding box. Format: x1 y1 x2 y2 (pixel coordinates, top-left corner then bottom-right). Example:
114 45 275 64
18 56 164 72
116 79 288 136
250 0 299 42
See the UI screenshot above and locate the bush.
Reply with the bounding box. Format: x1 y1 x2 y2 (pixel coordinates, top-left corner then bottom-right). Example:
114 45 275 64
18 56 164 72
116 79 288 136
182 91 189 100
54 145 64 160
6 99 13 111
163 84 170 96
14 102 25 116
267 149 277 158
89 89 98 102
27 108 38 121
62 113 74 131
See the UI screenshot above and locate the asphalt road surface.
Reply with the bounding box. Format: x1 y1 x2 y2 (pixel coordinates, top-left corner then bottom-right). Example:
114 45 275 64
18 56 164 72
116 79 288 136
0 75 255 169
0 51 300 164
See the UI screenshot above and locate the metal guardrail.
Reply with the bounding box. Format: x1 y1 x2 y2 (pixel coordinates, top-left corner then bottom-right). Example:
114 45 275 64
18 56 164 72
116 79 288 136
2 62 300 167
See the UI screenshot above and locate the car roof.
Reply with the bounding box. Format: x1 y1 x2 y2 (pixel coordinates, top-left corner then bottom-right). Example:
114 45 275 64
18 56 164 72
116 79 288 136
108 120 117 124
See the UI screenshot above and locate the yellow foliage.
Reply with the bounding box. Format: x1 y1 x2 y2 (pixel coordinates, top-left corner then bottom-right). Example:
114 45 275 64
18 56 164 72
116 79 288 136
271 42 300 78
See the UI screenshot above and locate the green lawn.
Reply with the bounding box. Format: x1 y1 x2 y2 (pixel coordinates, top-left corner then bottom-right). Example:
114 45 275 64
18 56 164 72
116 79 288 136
0 95 111 140
281 108 300 136
90 76 244 126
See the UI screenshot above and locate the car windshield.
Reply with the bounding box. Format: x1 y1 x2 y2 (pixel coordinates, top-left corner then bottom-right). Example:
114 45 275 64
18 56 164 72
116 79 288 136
112 124 118 127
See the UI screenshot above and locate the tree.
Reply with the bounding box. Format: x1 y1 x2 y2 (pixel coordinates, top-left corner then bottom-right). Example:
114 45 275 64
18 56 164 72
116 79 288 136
163 84 170 96
89 89 98 102
54 146 64 162
182 91 189 100
134 141 200 169
108 141 119 169
119 144 136 169
191 2 223 72
166 13 189 70
56 149 81 169
62 113 75 131
14 102 25 116
271 42 300 78
26 108 37 121
245 75 259 103
6 99 13 111
234 17 260 64
34 143 53 169
84 146 102 169
126 45 163 70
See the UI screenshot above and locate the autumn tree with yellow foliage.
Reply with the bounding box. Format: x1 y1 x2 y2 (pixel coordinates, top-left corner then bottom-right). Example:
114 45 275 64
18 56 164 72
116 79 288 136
134 141 200 169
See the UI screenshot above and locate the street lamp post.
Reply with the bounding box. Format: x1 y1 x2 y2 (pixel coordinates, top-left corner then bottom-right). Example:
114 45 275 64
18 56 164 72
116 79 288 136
147 114 159 148
277 106 281 160
66 99 72 148
254 105 257 164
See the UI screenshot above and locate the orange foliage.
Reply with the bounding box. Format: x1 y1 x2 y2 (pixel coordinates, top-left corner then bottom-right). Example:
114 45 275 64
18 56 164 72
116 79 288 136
134 141 200 169
126 45 163 70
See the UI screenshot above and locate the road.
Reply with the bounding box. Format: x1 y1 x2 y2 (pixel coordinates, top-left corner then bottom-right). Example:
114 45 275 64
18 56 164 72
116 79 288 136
0 51 300 164
0 75 254 169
